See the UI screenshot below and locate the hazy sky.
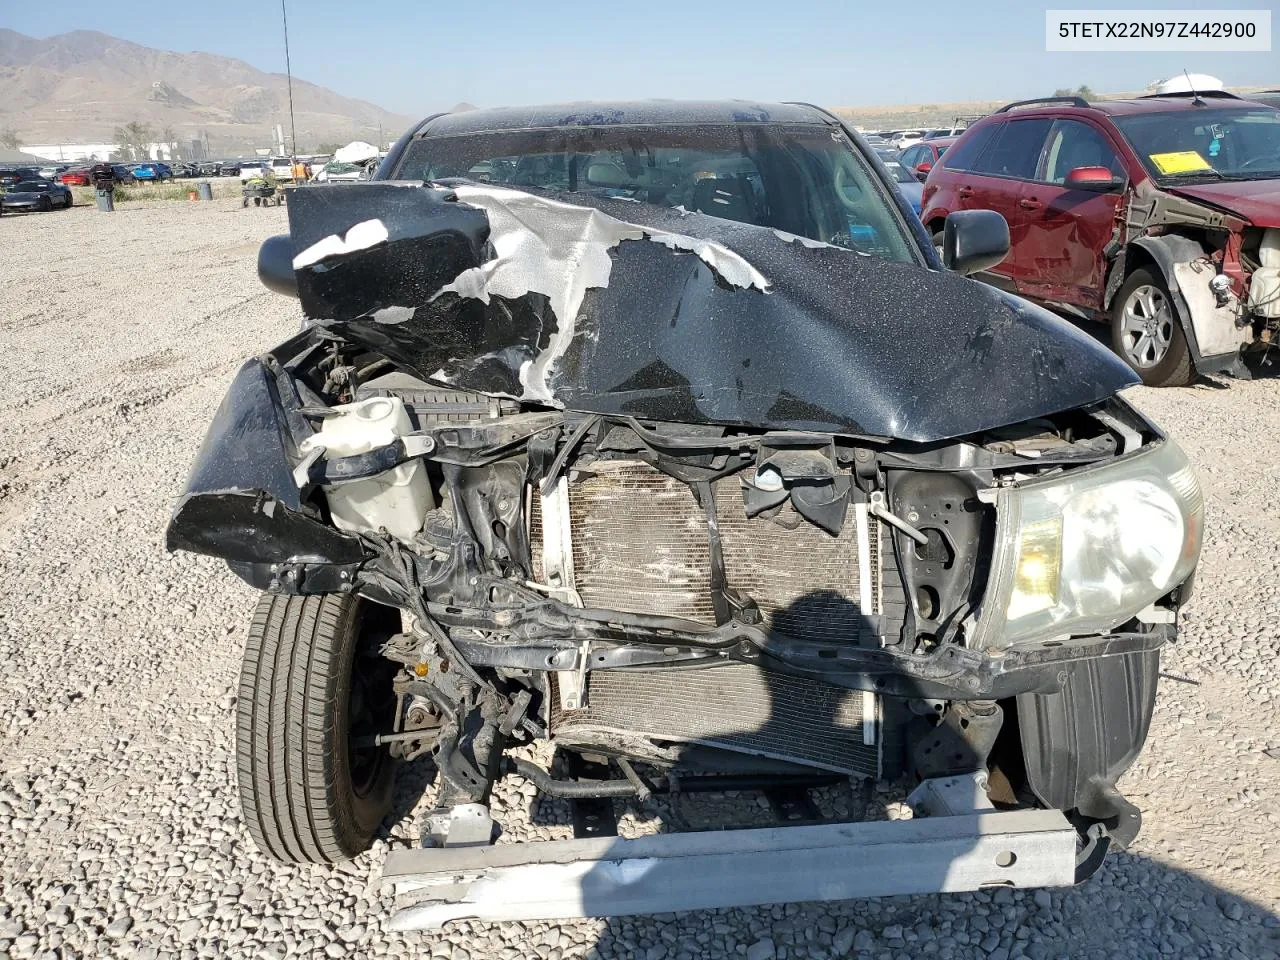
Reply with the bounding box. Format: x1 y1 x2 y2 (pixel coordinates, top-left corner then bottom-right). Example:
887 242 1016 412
4 0 1276 117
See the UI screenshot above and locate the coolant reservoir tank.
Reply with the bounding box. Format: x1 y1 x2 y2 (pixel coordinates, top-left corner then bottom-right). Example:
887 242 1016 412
299 396 431 542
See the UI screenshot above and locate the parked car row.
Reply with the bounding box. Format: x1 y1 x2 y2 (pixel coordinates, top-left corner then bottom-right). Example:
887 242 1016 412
5 155 375 191
53 163 139 186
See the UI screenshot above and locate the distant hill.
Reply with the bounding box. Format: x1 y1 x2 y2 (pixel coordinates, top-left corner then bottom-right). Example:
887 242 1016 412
0 29 415 155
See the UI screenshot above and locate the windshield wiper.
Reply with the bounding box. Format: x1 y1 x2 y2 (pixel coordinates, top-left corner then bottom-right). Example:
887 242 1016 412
1161 168 1225 182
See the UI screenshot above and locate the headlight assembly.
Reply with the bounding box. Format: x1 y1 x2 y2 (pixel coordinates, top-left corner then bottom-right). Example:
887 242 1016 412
980 438 1202 648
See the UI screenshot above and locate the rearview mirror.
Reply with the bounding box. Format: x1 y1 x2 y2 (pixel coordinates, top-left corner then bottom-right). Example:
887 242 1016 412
914 162 932 182
1065 166 1123 192
942 210 1009 276
258 233 298 298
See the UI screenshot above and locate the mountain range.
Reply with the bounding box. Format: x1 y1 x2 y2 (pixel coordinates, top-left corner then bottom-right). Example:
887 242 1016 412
0 29 415 155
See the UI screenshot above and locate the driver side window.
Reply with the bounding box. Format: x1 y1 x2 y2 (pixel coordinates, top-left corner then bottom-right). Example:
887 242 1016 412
1041 120 1125 184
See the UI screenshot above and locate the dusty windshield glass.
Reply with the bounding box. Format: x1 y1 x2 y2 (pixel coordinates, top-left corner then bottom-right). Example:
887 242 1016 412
394 123 918 262
1113 107 1280 181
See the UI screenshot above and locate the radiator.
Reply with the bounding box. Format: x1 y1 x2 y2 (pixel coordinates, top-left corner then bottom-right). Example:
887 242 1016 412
555 664 879 776
529 460 885 775
530 460 883 644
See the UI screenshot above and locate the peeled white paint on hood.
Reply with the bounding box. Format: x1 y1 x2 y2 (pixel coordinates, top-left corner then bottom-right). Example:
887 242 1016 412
372 305 416 324
293 218 390 269
647 232 769 290
439 184 769 401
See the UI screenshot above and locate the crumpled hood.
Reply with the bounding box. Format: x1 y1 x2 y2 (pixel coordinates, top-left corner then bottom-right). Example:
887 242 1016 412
1166 178 1280 226
285 182 1135 443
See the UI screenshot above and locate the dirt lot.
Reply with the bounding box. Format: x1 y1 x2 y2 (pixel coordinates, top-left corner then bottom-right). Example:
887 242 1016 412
1 199 1277 960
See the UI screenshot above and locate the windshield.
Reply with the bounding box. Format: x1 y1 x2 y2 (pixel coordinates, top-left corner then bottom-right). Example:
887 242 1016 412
14 181 50 191
394 122 918 262
1113 107 1280 181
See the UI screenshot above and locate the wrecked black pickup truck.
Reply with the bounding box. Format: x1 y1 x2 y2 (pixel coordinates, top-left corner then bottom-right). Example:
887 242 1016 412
167 102 1203 927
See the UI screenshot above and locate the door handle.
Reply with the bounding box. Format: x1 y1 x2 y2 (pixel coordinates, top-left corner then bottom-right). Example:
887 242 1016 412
958 187 974 199
1019 198 1042 210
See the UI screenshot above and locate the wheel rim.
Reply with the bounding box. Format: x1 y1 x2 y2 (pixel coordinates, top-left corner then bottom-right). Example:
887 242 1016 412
345 609 398 798
347 671 383 796
1120 284 1174 369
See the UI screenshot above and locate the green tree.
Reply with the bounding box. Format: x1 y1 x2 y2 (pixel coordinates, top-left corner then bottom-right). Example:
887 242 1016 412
316 141 343 156
1053 85 1095 101
0 128 20 149
112 121 156 161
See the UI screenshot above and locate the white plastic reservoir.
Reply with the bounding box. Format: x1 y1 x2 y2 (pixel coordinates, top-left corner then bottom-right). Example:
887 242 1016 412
298 396 431 542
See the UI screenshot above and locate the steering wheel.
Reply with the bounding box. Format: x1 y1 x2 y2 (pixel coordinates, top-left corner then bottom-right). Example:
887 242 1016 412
833 159 862 212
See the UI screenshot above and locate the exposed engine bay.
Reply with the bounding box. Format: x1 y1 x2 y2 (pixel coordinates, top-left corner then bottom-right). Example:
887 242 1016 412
270 366 1161 784
167 176 1202 926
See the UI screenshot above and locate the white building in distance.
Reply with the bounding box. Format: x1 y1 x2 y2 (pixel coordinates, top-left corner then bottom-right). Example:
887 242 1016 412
20 140 207 162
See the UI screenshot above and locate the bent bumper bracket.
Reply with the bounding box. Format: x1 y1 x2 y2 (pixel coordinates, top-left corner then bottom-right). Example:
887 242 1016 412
382 808 1078 929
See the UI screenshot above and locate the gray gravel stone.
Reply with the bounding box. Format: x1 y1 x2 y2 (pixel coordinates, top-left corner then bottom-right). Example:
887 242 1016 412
104 917 133 940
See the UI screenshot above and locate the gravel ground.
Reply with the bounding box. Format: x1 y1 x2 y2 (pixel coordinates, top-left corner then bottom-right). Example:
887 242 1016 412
1 199 1277 960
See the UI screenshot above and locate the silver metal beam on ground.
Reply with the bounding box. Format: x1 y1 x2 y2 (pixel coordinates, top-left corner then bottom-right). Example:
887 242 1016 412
382 809 1077 930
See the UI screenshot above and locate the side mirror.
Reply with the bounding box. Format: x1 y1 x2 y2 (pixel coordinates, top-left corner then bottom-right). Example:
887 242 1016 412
1065 166 1122 192
942 210 1009 276
914 162 932 182
258 233 298 298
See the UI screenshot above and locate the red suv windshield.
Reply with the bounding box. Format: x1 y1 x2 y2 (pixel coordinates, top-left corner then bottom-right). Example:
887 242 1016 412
1112 106 1280 182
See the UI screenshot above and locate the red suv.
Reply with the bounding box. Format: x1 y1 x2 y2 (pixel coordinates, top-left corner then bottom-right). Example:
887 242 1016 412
898 137 956 182
921 92 1280 386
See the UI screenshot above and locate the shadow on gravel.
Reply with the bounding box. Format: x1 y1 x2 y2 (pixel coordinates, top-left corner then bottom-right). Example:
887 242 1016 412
383 757 437 845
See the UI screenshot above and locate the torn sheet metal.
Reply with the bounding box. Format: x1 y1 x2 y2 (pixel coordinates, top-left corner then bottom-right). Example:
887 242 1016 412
438 185 768 401
1171 260 1250 357
284 182 1135 443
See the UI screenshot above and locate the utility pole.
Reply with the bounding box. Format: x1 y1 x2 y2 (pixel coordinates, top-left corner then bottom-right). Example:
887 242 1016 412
280 0 300 170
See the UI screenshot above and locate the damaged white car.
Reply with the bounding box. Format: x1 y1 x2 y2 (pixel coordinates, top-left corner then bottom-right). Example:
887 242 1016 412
167 101 1203 928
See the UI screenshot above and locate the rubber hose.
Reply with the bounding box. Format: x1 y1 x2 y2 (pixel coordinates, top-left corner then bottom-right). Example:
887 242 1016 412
508 757 638 798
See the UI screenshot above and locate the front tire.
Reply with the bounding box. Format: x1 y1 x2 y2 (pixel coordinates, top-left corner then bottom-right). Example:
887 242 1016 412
931 229 945 265
236 593 399 864
1111 267 1194 387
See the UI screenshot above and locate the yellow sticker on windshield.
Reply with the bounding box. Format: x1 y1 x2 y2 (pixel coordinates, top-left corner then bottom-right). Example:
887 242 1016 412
1149 151 1212 175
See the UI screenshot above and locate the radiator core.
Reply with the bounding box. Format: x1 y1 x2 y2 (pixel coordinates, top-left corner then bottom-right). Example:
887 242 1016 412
556 664 878 775
530 459 882 644
529 459 884 774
